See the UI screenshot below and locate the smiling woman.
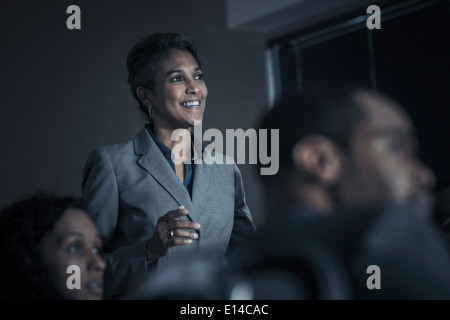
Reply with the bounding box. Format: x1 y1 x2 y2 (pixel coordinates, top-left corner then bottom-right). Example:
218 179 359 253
0 193 105 300
137 48 207 153
81 33 256 299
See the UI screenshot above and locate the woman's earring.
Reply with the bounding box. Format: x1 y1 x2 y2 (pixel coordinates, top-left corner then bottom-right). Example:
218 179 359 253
148 105 155 119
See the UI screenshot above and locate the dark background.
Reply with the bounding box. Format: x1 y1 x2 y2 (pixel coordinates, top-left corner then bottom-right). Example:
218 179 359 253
271 0 450 193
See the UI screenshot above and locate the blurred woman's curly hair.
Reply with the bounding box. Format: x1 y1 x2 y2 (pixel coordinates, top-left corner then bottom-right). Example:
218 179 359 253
0 193 84 299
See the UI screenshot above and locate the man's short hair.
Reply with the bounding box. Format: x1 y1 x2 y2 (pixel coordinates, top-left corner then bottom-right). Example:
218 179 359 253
257 86 370 181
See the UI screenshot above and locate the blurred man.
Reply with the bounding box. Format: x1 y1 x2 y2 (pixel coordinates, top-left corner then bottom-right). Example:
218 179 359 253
260 87 435 219
251 86 450 299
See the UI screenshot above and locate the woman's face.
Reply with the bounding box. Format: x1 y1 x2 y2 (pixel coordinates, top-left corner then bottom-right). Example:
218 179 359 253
149 49 208 129
39 208 104 300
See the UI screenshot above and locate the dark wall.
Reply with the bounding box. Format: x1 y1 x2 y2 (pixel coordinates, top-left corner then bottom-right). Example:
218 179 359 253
0 1 267 226
271 0 450 190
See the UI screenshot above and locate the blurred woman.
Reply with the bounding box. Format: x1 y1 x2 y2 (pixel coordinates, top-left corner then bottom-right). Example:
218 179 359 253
0 193 104 300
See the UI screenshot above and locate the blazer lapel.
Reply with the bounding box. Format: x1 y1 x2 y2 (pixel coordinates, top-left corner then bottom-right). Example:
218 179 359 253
133 127 194 218
191 148 213 217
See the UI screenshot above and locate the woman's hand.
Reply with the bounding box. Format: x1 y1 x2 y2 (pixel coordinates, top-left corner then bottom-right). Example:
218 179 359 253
145 205 200 265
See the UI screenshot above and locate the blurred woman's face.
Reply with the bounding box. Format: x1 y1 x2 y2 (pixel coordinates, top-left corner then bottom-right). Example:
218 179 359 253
39 209 105 300
149 49 208 130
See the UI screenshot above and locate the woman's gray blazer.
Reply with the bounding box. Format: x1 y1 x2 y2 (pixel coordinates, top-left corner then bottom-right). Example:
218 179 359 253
81 126 256 299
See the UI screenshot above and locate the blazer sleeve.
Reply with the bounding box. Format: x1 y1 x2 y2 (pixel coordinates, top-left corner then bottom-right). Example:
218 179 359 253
227 163 257 251
81 148 148 299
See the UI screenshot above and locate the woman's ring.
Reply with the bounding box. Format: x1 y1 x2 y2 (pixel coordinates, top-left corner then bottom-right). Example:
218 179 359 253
169 230 174 239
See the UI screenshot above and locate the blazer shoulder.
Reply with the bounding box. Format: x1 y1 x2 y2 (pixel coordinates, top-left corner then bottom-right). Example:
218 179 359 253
82 141 136 181
90 140 135 162
88 126 149 160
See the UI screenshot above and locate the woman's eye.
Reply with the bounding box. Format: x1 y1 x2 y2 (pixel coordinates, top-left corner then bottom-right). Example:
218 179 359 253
67 244 80 254
194 74 204 80
171 76 183 82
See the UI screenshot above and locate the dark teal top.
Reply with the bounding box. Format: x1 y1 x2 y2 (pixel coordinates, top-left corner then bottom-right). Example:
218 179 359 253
146 125 193 196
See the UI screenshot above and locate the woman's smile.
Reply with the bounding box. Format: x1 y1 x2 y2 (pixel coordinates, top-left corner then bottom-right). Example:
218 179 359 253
180 100 200 108
149 49 208 130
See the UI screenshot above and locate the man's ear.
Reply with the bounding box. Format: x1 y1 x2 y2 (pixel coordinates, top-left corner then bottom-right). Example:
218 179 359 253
291 135 343 186
136 87 152 108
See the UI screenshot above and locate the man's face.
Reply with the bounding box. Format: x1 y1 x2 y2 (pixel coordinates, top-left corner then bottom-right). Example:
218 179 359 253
338 91 435 218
